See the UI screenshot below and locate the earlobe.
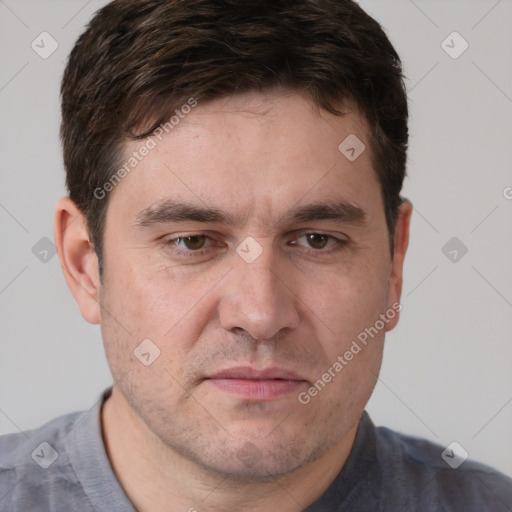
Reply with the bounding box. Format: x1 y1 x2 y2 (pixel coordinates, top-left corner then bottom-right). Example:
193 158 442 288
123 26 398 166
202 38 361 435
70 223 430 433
54 197 101 324
385 199 412 331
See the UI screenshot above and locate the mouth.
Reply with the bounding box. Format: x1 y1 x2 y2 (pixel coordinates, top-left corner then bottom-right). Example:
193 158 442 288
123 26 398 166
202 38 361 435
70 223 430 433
205 367 307 401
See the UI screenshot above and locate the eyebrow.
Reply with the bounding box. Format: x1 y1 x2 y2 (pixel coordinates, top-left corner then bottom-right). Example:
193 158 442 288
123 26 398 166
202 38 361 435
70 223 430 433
134 199 366 229
283 200 366 227
135 201 241 228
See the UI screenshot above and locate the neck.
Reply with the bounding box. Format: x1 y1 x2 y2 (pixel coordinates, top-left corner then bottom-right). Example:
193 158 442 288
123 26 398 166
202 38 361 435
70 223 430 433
101 387 358 512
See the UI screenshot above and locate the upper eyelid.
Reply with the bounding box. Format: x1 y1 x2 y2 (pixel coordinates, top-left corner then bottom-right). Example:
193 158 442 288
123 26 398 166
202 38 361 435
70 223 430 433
166 232 347 252
293 233 342 243
165 228 348 239
167 231 345 242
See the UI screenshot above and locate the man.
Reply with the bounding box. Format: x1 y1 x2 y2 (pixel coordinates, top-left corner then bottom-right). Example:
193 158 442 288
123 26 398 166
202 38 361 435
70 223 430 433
1 0 510 510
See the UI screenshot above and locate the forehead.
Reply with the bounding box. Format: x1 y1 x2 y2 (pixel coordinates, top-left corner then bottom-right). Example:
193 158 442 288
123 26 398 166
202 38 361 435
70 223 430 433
109 90 382 228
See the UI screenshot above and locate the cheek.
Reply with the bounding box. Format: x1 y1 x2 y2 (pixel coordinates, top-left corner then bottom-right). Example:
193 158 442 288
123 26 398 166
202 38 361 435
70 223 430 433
306 255 391 352
103 252 193 329
98 274 193 404
314 254 389 404
99 256 226 371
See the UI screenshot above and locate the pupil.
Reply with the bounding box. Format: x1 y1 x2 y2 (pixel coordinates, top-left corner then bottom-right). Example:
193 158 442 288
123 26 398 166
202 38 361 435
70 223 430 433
308 234 327 249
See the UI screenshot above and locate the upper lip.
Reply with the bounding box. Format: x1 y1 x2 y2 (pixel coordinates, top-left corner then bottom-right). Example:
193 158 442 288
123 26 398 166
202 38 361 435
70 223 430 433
207 366 305 381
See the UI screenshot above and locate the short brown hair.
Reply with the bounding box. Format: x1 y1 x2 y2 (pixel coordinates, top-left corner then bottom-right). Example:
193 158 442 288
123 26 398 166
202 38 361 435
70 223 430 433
61 0 408 269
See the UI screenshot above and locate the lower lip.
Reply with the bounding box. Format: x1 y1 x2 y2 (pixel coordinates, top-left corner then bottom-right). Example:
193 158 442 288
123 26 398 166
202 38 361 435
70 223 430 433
207 378 304 400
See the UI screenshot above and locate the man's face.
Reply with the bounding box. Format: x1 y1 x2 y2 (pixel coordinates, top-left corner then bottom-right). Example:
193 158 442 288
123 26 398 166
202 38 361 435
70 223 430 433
98 90 402 479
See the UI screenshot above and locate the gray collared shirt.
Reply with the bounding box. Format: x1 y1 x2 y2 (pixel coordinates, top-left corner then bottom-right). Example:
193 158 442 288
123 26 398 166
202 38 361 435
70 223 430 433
1 387 511 511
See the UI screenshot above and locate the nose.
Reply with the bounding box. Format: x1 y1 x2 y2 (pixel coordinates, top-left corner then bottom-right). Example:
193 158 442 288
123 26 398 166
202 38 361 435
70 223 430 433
218 247 300 340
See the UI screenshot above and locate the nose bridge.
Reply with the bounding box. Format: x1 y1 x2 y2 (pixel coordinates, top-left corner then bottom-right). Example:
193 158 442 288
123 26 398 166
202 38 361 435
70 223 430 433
218 240 300 340
241 253 280 307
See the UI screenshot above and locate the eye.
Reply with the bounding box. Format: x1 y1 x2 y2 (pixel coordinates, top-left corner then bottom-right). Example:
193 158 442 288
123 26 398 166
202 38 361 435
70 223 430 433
160 233 224 261
174 235 210 251
292 233 346 251
303 233 329 250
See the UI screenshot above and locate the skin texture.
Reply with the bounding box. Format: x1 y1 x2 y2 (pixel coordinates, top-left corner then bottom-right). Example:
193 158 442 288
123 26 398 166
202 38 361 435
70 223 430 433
55 89 412 511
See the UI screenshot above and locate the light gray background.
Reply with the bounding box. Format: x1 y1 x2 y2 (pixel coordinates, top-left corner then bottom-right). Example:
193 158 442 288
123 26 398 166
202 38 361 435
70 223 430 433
1 0 511 477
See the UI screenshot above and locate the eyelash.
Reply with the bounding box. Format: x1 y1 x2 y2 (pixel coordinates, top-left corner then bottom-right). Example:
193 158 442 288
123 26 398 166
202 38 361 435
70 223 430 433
162 233 348 258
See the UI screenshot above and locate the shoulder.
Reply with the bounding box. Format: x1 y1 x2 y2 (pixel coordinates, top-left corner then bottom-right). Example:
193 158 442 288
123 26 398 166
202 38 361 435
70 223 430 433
0 411 94 512
374 424 512 511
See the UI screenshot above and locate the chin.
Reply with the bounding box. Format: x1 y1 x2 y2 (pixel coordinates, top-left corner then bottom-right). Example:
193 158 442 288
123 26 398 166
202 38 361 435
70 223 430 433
196 452 307 483
181 430 330 483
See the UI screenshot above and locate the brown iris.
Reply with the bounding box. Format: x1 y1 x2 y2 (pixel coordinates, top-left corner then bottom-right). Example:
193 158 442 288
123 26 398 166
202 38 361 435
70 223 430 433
306 234 329 249
180 235 207 250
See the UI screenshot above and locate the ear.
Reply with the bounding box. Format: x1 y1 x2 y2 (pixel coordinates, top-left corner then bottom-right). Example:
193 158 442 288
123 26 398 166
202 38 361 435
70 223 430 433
54 197 101 324
385 199 412 331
